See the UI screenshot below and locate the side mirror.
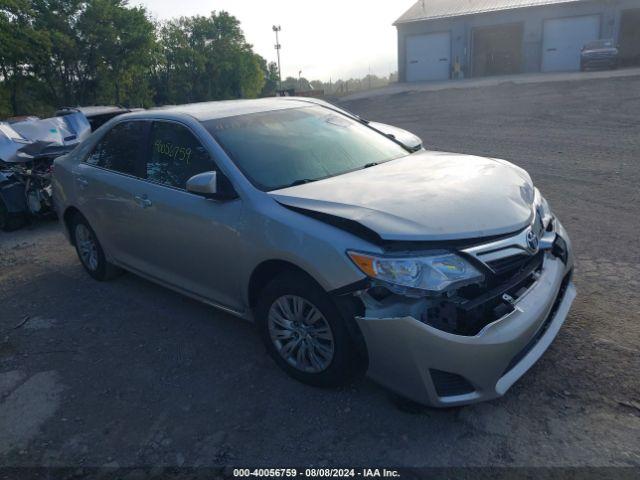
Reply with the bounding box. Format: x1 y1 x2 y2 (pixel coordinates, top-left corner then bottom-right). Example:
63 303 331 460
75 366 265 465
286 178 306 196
186 171 238 200
186 171 218 197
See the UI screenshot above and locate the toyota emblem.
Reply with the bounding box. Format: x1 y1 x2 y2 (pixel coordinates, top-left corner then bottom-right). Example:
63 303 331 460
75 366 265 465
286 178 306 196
526 229 540 252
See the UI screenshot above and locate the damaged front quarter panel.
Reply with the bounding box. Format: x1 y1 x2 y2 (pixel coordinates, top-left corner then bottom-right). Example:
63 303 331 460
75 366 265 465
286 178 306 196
346 222 574 407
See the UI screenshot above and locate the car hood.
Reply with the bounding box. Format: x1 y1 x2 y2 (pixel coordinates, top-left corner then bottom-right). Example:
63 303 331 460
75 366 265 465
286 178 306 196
368 121 422 151
582 48 617 55
270 151 536 242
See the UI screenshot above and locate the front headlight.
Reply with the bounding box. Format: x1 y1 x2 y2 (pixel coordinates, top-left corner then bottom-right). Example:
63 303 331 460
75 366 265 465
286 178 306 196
347 250 484 295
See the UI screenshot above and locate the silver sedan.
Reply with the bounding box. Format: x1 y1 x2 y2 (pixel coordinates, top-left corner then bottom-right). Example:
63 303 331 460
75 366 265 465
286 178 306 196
52 98 575 407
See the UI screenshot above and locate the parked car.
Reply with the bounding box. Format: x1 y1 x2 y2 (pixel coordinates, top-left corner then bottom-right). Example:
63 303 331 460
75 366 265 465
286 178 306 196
52 98 575 407
56 106 137 132
581 39 619 71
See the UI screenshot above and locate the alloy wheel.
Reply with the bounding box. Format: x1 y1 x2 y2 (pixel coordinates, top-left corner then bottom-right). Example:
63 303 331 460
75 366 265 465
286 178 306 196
267 295 335 373
75 224 99 271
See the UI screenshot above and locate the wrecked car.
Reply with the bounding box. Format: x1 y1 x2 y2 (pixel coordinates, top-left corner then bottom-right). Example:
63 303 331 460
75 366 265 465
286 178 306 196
0 111 91 230
51 98 575 407
56 106 136 132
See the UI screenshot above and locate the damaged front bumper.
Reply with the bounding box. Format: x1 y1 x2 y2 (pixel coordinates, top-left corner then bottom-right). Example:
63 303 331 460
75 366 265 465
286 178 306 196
355 223 575 407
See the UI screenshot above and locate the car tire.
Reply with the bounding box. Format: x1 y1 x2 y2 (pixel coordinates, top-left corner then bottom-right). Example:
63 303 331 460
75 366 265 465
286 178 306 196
70 213 122 281
255 271 358 388
0 197 26 232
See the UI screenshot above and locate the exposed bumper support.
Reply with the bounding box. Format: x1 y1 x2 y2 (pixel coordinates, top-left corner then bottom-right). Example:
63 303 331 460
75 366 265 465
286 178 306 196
355 223 575 407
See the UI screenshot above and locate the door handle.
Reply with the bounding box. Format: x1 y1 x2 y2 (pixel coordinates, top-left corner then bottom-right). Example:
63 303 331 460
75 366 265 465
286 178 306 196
134 194 152 209
76 177 89 189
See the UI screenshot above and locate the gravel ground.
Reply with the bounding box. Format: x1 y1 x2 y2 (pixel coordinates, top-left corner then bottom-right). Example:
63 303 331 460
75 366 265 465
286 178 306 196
1 74 639 470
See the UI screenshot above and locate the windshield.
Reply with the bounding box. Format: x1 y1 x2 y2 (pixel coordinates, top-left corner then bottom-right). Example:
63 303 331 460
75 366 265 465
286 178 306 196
585 39 614 49
203 106 409 191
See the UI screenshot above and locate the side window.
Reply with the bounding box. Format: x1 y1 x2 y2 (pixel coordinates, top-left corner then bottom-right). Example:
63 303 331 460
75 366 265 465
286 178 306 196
86 121 146 176
146 122 213 189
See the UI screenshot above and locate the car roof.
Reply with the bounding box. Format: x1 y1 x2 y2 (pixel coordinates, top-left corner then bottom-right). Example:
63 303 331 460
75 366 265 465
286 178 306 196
144 98 317 122
57 106 131 117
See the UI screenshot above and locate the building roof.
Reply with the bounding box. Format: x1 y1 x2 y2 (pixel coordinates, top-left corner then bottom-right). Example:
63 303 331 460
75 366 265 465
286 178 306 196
394 0 583 25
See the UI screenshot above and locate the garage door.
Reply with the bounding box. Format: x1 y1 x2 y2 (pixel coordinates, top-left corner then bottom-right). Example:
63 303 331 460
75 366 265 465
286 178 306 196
542 15 600 72
406 32 451 82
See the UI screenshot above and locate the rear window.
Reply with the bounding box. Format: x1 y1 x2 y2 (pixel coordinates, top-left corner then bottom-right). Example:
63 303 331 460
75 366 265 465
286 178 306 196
85 121 146 176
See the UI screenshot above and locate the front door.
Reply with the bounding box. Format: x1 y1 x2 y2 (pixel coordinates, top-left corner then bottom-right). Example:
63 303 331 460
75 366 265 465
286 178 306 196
126 120 245 312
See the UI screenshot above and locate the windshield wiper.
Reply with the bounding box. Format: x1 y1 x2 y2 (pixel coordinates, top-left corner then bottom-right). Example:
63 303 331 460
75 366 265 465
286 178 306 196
285 178 317 188
363 162 380 169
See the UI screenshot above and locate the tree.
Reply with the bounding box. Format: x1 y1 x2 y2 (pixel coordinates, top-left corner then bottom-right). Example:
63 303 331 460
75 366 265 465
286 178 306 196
76 0 156 106
0 3 269 115
0 0 50 114
30 0 85 108
155 11 265 105
281 76 310 92
259 60 279 97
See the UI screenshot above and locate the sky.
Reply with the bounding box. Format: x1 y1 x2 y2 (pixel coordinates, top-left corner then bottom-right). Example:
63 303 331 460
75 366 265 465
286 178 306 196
134 0 415 82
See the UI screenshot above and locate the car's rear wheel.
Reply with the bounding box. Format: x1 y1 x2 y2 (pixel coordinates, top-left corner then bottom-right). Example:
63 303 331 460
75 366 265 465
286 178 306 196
255 271 357 387
71 214 122 281
0 197 26 232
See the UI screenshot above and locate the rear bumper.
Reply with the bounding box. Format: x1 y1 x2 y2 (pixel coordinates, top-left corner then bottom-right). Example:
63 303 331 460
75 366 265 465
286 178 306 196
355 226 575 407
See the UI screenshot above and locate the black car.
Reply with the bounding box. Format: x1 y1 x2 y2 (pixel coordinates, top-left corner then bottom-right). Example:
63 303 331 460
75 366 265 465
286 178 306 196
580 39 619 71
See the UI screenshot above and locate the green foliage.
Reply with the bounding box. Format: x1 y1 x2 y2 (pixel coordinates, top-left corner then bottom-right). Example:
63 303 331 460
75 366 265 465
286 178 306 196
155 11 264 105
0 2 268 116
281 76 311 92
259 60 279 97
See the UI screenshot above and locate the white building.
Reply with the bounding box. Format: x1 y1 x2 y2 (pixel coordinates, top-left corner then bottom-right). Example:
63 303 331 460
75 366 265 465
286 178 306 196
395 0 640 82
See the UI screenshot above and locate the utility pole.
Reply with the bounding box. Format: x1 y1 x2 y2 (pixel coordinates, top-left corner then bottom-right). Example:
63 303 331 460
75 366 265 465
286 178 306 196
272 25 282 91
298 70 302 91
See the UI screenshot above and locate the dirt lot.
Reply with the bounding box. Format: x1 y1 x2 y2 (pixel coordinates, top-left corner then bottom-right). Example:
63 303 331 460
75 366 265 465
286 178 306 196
1 75 639 471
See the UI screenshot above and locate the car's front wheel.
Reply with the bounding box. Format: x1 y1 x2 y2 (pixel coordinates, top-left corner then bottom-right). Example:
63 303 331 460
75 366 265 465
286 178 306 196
71 213 122 281
255 271 357 387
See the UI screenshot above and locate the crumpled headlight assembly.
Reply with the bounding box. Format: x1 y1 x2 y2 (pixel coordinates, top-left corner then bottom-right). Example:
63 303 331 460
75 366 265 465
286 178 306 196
347 250 484 297
535 188 554 229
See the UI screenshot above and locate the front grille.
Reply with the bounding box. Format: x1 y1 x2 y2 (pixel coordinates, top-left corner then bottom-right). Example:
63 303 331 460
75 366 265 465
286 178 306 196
424 252 544 336
586 52 613 58
430 369 475 397
488 253 531 275
502 270 573 376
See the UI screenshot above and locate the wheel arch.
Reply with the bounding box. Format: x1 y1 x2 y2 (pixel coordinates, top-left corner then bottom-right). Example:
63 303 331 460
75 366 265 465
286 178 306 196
247 259 319 310
247 258 369 370
63 206 83 245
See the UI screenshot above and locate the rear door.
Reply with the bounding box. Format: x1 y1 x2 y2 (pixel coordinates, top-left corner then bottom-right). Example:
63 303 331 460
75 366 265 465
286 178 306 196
406 32 451 82
542 15 600 72
128 120 245 311
73 120 149 267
